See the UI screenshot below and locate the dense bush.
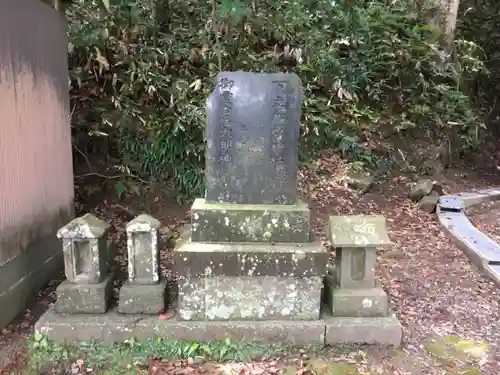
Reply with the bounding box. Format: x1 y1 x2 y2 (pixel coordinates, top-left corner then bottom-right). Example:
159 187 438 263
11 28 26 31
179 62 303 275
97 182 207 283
457 0 500 134
67 0 484 201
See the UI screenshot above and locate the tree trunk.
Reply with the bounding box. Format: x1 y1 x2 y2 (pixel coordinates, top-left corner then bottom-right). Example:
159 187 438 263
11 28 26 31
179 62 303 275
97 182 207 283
443 0 460 49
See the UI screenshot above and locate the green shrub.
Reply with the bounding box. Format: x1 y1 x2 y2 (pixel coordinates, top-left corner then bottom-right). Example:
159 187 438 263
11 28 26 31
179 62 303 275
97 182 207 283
67 0 484 201
457 0 500 133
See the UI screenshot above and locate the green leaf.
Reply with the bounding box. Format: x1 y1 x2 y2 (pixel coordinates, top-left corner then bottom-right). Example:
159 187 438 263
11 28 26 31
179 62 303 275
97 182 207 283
40 338 49 348
34 331 43 342
114 181 126 199
186 342 200 357
128 182 142 196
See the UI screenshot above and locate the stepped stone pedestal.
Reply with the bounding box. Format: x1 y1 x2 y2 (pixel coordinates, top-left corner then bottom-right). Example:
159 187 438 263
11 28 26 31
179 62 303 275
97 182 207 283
174 72 328 322
174 226 326 321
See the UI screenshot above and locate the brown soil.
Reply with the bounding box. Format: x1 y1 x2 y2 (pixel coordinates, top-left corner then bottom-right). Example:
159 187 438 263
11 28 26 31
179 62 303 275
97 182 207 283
467 200 500 243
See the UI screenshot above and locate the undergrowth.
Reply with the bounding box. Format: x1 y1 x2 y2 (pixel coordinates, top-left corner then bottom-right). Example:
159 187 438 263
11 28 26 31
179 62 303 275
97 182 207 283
457 0 500 132
26 333 489 374
67 0 486 201
27 332 287 373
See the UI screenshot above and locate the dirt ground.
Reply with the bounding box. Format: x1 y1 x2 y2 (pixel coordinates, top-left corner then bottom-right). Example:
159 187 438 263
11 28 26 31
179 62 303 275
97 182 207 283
2 152 500 374
467 200 500 243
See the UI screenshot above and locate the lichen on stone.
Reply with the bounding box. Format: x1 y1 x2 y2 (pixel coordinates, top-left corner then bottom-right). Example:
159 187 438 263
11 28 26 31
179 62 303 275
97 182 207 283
177 276 322 321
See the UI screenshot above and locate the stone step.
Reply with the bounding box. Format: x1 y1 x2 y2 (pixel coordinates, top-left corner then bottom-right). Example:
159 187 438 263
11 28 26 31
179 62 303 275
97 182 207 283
190 198 311 243
174 234 328 279
35 306 402 347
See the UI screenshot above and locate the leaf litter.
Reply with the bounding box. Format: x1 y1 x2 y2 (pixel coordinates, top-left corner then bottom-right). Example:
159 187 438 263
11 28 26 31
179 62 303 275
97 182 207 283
3 154 500 374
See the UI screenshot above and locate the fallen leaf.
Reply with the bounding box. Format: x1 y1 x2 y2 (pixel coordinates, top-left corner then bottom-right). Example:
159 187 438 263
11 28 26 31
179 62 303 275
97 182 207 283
159 313 174 320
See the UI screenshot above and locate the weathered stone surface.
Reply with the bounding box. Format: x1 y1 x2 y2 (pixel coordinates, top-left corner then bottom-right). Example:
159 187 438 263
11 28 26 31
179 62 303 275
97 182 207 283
36 307 402 347
331 288 388 317
438 195 463 213
126 214 161 284
476 188 500 196
324 275 388 317
205 71 302 205
118 280 167 314
57 213 110 284
335 247 377 289
452 189 500 208
178 276 322 321
174 237 328 278
57 213 109 240
418 191 439 213
35 307 325 346
327 215 391 247
409 179 443 201
55 272 114 314
177 278 204 320
437 189 500 288
190 198 311 243
438 212 500 265
324 313 402 346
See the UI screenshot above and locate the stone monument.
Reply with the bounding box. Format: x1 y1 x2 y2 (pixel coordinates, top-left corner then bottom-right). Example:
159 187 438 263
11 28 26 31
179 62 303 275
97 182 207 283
35 71 402 347
118 214 167 314
55 213 113 314
174 71 329 321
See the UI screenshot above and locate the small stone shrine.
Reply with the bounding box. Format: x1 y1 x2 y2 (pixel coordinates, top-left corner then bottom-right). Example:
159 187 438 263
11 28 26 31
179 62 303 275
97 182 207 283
324 215 392 318
118 214 167 314
174 71 328 321
55 213 113 314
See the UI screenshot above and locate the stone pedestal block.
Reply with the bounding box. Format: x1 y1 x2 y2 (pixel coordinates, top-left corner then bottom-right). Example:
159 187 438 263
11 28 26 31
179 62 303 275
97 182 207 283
118 280 167 314
324 275 388 317
178 276 322 321
324 314 402 346
174 230 328 278
190 198 311 243
55 273 114 314
174 226 327 321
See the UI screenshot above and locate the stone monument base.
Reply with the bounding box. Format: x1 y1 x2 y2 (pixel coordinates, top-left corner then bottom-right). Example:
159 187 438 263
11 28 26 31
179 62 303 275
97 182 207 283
174 235 328 278
55 273 114 314
190 198 311 243
324 275 389 317
178 276 322 321
174 230 328 321
118 280 167 315
35 306 403 346
327 287 388 317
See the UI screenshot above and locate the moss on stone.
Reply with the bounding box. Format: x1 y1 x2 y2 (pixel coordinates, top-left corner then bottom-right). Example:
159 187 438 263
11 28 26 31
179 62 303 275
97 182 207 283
190 198 311 243
178 276 322 321
327 215 390 247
